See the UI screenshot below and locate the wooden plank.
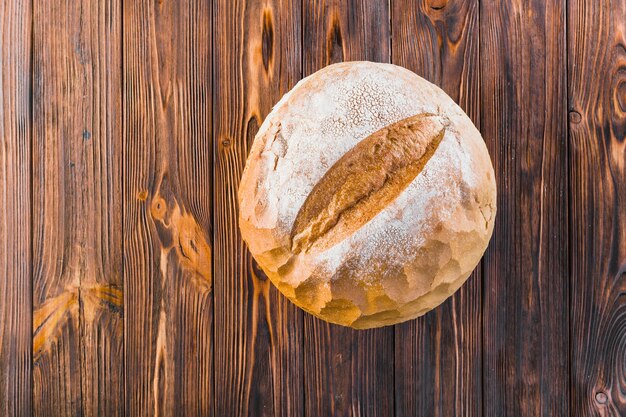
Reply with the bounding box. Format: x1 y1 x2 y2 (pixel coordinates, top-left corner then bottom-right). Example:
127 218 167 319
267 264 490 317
31 0 123 415
481 0 569 416
568 1 626 415
122 0 213 415
303 0 390 65
213 0 303 416
301 2 394 416
0 0 32 415
391 1 482 415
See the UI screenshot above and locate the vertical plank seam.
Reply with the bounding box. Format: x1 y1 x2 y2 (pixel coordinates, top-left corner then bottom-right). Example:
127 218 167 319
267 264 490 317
207 0 217 416
478 0 484 416
565 0 572 414
120 0 126 413
211 0 216 414
29 0 35 412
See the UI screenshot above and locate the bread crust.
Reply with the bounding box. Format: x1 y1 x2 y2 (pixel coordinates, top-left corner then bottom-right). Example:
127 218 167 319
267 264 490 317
239 61 496 329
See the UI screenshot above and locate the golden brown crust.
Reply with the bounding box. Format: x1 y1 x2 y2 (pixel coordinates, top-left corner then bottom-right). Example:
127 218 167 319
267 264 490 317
290 113 446 254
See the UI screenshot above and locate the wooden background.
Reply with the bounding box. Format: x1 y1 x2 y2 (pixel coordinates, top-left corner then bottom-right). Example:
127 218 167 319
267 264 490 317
0 0 625 415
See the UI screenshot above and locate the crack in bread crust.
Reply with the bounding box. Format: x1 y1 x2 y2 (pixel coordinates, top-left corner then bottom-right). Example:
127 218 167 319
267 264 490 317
290 113 446 254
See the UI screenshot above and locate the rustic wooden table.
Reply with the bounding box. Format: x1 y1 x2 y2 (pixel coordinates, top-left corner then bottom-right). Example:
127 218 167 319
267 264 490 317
1 0 624 416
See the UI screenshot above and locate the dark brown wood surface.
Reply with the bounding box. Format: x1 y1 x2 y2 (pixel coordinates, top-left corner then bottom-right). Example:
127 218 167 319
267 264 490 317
0 1 624 416
569 0 626 415
481 0 570 416
0 1 31 416
123 0 213 415
31 0 124 415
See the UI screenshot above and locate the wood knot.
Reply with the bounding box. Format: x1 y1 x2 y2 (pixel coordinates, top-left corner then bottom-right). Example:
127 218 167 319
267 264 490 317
569 110 582 124
221 137 231 148
246 115 260 149
33 284 122 360
616 79 626 113
326 16 344 65
250 258 268 282
428 0 448 10
174 210 212 286
595 391 608 404
261 8 274 73
137 190 148 201
151 197 167 220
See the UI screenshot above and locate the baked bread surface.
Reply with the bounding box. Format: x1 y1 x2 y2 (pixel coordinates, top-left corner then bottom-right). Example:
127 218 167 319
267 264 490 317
239 61 496 329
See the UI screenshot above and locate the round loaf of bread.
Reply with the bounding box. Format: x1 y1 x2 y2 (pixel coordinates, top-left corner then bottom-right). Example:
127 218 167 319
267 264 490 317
239 61 496 329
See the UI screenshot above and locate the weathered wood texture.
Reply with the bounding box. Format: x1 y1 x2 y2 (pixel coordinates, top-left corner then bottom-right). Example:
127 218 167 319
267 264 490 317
0 1 31 416
569 1 626 415
391 1 482 415
301 2 395 417
213 0 303 416
31 0 124 415
0 0 625 416
481 0 569 416
123 0 213 415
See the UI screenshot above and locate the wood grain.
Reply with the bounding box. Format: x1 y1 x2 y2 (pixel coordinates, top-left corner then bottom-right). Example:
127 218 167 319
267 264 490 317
213 0 303 415
0 0 32 415
31 0 124 415
481 0 569 416
569 1 626 415
301 1 394 416
1 1 625 416
303 0 390 67
391 1 482 415
122 0 213 415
